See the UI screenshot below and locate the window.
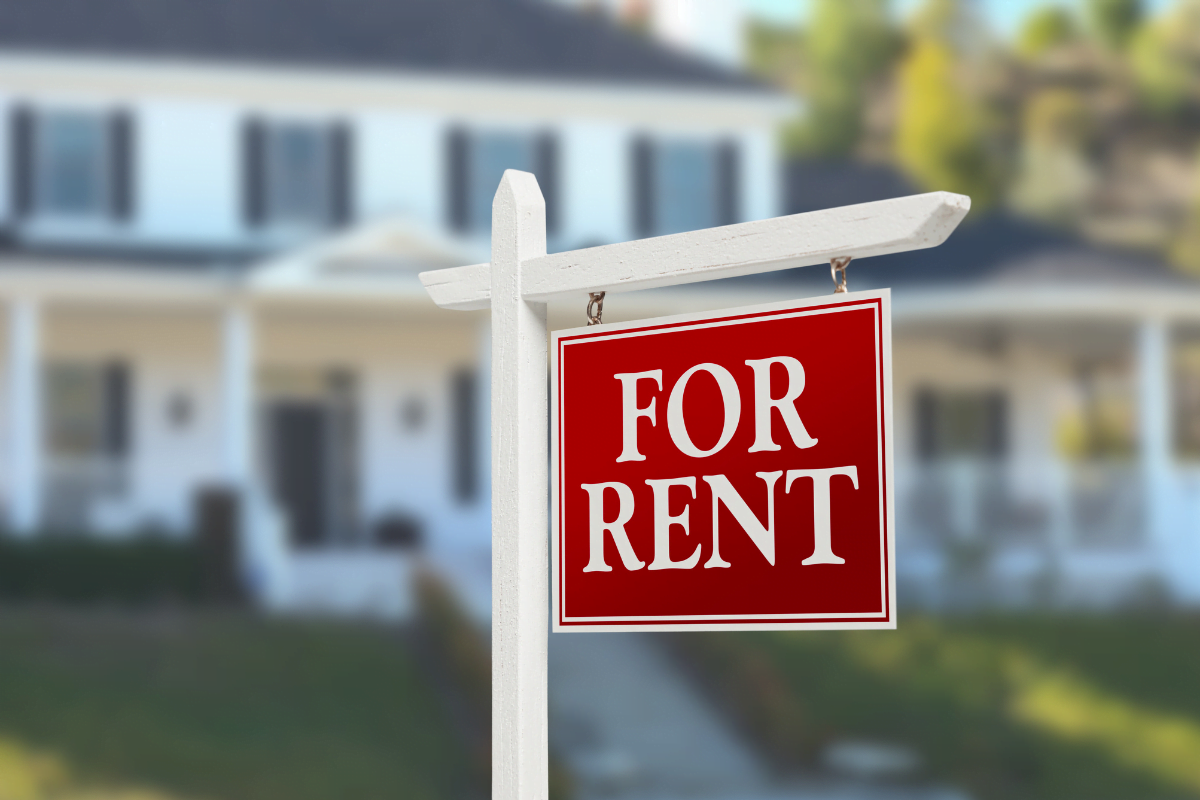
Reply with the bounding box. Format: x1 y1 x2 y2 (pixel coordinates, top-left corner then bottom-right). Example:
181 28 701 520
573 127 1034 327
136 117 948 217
37 112 108 216
632 136 739 237
9 107 134 220
915 388 1007 461
45 362 131 460
446 127 558 236
268 124 330 224
242 119 353 229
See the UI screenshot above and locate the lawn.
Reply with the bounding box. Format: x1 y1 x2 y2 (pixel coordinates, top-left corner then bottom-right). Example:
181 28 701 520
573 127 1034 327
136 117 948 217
674 614 1200 800
0 610 470 800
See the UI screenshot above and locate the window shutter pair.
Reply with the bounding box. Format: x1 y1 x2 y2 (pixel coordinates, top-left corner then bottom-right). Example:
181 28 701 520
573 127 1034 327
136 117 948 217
444 127 559 235
241 118 354 228
8 106 134 221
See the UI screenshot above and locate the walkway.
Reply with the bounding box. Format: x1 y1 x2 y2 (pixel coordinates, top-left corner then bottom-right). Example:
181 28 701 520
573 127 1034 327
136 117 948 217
548 632 967 800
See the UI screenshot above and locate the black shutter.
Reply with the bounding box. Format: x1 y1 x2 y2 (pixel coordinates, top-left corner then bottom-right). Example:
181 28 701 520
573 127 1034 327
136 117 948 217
984 391 1008 459
915 388 938 462
329 121 353 227
716 139 739 227
103 361 131 458
631 135 654 237
241 118 266 227
10 105 34 218
109 109 135 221
535 131 559 237
452 368 477 503
446 126 470 232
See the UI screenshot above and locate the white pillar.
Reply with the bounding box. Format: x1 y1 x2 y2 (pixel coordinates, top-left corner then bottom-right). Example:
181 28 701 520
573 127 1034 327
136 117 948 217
1138 317 1171 553
7 298 40 534
221 303 254 487
490 170 548 800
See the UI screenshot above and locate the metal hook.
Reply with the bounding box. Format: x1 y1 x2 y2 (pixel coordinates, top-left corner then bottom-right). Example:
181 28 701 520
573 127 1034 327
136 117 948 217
586 292 605 325
830 256 851 294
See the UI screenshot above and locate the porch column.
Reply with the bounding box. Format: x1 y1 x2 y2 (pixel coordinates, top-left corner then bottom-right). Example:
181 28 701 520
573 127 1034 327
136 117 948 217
221 303 254 487
7 297 41 534
1138 317 1171 552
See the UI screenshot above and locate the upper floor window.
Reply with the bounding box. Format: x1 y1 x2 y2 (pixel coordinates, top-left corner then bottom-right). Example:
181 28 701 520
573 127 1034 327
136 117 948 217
445 127 558 237
9 106 135 221
632 136 739 238
242 118 353 230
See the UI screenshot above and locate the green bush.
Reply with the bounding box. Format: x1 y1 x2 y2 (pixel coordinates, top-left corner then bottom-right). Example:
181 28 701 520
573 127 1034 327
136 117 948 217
0 535 206 605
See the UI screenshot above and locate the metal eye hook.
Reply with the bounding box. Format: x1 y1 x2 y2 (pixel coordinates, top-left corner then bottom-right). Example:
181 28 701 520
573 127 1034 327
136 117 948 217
830 256 851 294
586 292 605 325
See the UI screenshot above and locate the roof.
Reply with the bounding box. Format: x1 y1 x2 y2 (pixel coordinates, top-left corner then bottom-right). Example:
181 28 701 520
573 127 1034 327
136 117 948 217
0 0 768 92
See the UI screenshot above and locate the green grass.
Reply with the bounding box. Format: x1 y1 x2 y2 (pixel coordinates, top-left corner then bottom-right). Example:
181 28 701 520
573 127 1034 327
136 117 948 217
0 610 469 800
676 614 1200 800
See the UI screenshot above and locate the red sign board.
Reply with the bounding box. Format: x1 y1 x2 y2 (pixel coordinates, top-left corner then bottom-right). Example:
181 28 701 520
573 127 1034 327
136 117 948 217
551 291 895 631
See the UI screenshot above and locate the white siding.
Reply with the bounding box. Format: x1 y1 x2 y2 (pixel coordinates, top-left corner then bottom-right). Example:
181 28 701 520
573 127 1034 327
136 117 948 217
139 101 242 244
131 356 224 531
357 110 444 228
562 120 630 247
742 127 777 222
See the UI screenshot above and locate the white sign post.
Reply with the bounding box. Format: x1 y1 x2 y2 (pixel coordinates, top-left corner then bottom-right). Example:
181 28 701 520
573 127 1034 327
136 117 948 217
420 170 969 800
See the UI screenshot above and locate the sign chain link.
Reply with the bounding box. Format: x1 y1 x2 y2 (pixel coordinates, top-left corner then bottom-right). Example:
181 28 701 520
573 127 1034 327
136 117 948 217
587 292 605 325
830 256 851 294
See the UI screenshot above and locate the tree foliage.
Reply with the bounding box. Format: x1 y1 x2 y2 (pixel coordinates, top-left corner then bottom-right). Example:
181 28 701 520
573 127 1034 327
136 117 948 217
1085 0 1144 50
787 0 896 157
1130 0 1200 116
1017 5 1077 59
895 0 999 206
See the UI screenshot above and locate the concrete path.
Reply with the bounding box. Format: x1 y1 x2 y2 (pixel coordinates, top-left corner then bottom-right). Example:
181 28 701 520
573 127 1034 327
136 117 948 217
549 631 767 799
548 632 969 800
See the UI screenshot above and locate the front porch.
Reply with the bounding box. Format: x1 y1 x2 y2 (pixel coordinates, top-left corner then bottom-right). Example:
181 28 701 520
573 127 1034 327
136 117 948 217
892 298 1200 606
0 222 493 618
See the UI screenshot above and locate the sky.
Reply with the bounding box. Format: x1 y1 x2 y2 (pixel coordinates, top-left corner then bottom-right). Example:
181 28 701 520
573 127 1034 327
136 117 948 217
744 0 1175 38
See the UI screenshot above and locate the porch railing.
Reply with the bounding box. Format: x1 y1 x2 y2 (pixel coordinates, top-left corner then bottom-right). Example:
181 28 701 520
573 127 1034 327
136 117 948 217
898 459 1145 550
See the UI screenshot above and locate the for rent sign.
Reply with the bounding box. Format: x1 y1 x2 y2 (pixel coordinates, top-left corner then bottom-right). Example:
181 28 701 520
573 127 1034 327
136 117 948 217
552 290 895 631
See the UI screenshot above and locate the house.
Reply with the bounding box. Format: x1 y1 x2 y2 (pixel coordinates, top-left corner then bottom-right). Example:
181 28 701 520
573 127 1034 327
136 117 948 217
0 0 791 617
763 165 1200 607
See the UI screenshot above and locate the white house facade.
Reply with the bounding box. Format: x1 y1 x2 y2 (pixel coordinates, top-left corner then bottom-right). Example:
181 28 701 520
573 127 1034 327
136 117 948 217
1 0 1197 618
0 0 790 618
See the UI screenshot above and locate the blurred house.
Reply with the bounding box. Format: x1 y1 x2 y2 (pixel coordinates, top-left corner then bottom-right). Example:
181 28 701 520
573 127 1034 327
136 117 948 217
774 162 1200 607
0 0 789 617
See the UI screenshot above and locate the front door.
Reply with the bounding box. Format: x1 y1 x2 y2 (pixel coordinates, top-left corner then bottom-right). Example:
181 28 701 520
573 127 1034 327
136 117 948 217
269 401 328 547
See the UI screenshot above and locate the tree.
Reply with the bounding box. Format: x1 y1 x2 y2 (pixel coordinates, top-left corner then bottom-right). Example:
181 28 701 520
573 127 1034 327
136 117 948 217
1085 0 1143 50
1009 89 1096 222
788 0 897 157
1017 5 1077 59
895 0 999 206
1130 0 1200 116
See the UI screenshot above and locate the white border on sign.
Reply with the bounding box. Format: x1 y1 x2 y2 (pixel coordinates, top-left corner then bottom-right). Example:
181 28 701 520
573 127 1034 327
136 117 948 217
550 289 896 633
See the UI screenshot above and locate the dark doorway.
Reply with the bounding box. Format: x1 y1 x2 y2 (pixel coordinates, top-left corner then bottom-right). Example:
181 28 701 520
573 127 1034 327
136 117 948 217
269 401 328 547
